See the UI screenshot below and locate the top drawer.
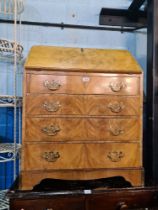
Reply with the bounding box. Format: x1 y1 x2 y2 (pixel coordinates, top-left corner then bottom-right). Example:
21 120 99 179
27 73 141 95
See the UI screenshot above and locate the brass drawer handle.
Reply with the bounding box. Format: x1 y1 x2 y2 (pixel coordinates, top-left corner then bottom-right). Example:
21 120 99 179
46 209 54 210
107 151 124 162
45 209 54 210
41 125 60 136
46 209 53 210
42 151 60 162
43 101 61 112
109 81 126 92
107 101 125 113
118 202 128 210
109 127 124 136
44 80 61 91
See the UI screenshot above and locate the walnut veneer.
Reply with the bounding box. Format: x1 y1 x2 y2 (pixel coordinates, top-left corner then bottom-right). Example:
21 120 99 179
21 46 143 190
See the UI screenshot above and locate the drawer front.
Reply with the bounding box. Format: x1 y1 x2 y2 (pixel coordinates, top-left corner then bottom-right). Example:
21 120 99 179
21 169 143 190
25 117 141 142
26 94 84 115
23 143 141 171
86 95 141 116
10 196 85 210
28 74 140 95
26 94 141 116
85 143 141 168
23 143 85 170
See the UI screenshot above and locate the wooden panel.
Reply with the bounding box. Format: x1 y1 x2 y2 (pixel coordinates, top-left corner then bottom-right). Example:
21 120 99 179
86 188 158 210
20 169 143 190
26 94 141 116
25 117 141 142
85 143 141 168
28 74 140 95
23 143 85 170
86 95 141 116
10 196 85 210
25 46 142 74
22 143 141 171
26 94 84 115
9 187 158 210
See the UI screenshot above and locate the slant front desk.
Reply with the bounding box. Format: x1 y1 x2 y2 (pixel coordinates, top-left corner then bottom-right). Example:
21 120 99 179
21 46 143 190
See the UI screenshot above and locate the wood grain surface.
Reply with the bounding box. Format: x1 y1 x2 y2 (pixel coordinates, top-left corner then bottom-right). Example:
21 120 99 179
25 46 142 74
26 94 141 116
20 169 143 190
25 117 141 142
22 142 141 170
21 46 143 189
28 73 140 95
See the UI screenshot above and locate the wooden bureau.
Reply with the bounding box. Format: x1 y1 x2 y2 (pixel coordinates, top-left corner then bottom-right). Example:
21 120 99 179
21 46 143 190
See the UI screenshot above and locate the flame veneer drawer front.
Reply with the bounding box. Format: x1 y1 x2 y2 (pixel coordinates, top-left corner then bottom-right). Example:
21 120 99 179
26 94 141 116
23 143 141 171
25 117 141 142
85 143 141 168
85 95 141 116
23 143 85 170
27 73 140 96
26 94 85 115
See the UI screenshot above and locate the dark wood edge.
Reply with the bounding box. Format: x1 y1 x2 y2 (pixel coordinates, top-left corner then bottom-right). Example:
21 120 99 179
7 186 158 199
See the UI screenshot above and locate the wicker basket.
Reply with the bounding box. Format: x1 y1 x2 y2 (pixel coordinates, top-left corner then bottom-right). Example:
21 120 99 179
0 39 23 59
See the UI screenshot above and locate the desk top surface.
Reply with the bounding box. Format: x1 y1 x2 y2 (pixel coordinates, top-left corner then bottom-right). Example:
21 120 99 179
25 46 142 74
